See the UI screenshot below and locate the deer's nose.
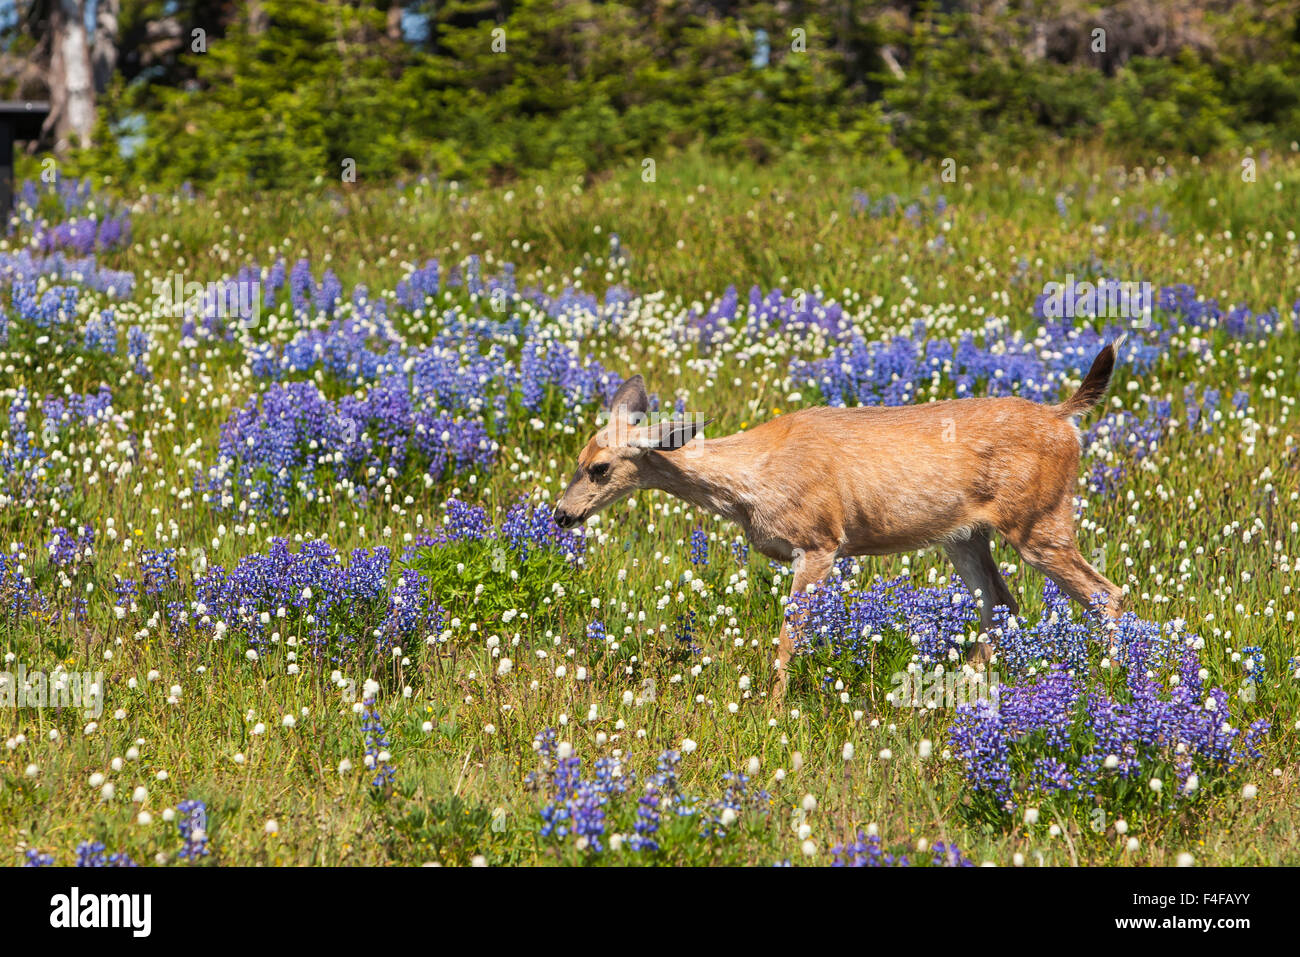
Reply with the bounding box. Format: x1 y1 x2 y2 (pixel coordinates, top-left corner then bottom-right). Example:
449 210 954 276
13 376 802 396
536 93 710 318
553 506 579 529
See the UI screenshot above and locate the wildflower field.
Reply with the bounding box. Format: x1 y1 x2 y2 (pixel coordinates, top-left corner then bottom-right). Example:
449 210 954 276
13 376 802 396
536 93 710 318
2 149 1298 868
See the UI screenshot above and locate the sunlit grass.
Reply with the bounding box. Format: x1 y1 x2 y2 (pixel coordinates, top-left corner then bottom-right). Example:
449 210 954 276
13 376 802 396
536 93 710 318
1 145 1297 866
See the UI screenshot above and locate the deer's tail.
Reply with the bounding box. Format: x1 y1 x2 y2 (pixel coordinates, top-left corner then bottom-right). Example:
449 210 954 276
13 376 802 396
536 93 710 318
1056 337 1124 419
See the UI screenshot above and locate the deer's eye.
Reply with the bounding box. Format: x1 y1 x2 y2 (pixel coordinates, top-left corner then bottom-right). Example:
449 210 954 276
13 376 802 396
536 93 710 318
589 462 610 480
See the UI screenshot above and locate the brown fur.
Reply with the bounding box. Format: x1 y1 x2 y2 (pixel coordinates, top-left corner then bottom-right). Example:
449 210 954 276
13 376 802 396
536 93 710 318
555 344 1126 704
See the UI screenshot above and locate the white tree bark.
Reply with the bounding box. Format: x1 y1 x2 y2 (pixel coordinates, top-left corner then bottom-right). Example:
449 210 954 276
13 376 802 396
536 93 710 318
48 0 96 150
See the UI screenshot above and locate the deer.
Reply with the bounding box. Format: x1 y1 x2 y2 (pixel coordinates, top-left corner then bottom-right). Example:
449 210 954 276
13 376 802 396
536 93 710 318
553 340 1126 704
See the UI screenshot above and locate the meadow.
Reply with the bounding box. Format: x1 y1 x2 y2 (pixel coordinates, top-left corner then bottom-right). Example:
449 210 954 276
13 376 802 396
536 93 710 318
1 147 1297 866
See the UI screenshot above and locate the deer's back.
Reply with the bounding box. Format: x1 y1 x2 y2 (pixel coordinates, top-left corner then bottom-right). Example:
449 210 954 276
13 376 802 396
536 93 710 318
736 398 1082 553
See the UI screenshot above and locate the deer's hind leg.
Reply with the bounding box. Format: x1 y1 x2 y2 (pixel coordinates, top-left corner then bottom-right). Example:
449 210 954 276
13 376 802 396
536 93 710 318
944 527 1018 665
1003 506 1122 620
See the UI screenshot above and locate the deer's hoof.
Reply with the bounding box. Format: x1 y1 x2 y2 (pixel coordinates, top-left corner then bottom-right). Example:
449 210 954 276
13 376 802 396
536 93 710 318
965 641 994 669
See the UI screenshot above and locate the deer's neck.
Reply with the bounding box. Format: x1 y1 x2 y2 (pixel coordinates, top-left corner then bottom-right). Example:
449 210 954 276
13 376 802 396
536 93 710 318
641 435 760 529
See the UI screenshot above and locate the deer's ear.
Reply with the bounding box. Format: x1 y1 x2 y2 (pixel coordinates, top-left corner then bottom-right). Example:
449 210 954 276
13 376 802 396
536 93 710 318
608 375 649 418
630 417 712 452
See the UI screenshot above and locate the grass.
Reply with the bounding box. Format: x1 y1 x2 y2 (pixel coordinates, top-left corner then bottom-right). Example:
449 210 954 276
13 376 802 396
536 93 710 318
1 145 1298 866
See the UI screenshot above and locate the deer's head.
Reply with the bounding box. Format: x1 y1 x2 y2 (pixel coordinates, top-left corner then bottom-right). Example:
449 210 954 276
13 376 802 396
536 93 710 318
553 375 708 529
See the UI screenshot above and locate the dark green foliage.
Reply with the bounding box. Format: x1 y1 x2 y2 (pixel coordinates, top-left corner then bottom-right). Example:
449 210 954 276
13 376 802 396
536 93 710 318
100 0 421 189
1101 53 1238 156
66 0 1300 190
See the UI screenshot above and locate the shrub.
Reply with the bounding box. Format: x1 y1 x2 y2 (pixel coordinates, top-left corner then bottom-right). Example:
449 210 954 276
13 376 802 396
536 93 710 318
1101 53 1237 155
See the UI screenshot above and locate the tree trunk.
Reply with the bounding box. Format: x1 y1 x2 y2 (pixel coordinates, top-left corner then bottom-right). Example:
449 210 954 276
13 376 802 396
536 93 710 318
46 0 96 151
248 0 269 35
92 0 121 94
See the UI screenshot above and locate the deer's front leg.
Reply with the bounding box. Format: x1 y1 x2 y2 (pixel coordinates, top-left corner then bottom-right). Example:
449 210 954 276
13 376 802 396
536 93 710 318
773 548 837 706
